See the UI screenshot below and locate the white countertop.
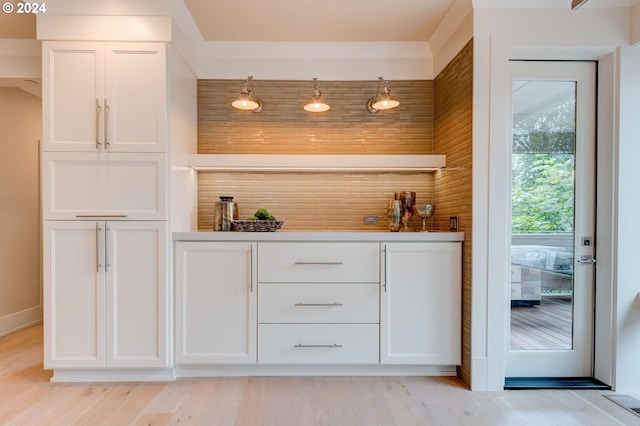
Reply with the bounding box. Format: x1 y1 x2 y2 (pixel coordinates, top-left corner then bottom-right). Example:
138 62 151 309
173 231 464 242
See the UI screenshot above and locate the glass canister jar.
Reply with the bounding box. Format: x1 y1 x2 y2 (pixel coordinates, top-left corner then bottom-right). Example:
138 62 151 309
213 196 238 231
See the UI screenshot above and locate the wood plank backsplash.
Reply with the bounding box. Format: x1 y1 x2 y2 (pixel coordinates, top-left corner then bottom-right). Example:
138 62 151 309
198 80 434 155
197 79 437 231
198 171 433 232
434 40 473 385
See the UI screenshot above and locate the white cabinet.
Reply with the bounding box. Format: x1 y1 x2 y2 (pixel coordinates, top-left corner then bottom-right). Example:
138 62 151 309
42 152 167 220
43 42 166 153
381 242 462 365
175 242 257 364
44 221 167 369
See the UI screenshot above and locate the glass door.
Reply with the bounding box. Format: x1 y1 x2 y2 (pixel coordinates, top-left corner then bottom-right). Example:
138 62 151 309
506 61 596 377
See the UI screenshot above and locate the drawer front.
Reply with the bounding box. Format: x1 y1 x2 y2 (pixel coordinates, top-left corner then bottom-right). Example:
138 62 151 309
258 242 379 283
43 152 167 220
259 284 379 324
258 324 379 364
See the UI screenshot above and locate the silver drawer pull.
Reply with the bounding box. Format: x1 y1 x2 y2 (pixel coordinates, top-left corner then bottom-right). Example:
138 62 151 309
294 344 343 348
76 214 128 218
294 303 344 307
294 261 344 265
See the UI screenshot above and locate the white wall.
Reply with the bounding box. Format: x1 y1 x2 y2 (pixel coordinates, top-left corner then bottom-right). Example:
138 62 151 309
0 88 42 335
472 5 638 391
613 45 640 393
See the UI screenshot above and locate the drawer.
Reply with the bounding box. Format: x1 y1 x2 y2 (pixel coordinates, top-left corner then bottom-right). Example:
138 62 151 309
258 284 379 324
43 152 167 220
258 242 379 283
258 324 379 364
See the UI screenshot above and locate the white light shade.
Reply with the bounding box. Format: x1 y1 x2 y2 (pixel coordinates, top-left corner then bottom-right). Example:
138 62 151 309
232 94 260 110
371 95 400 110
304 95 330 112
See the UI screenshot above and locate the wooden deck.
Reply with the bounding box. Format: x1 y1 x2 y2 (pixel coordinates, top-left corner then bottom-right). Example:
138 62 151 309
510 297 573 350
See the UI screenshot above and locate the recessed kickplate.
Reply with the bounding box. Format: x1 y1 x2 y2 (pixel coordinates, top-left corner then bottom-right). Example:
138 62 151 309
604 395 640 417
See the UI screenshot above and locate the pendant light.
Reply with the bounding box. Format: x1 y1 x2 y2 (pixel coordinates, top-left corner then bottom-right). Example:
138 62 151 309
303 78 330 112
366 76 400 113
232 76 263 112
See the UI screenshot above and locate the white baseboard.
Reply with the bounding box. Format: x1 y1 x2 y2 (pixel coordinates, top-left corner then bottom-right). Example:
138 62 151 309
0 305 42 337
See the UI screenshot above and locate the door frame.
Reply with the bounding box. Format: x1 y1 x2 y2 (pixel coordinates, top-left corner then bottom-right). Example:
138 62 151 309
505 60 596 378
471 39 618 391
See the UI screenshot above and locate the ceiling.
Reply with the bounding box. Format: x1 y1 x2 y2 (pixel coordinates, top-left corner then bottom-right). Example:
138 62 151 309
183 0 457 42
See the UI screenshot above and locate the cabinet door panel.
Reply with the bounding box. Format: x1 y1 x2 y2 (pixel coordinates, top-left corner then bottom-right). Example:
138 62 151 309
104 44 166 152
44 222 105 368
381 242 461 365
43 152 167 220
106 221 167 367
175 242 257 364
43 42 104 151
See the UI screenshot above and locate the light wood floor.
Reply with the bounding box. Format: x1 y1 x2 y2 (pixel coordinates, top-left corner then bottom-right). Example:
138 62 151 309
2 324 640 426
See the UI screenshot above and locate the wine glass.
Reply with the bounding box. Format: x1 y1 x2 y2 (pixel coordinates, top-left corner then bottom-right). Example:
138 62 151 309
394 191 416 232
414 204 436 232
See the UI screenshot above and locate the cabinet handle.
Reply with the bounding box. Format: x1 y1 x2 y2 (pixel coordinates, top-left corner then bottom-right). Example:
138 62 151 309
250 244 255 293
96 100 102 150
383 244 389 293
294 344 343 348
96 223 103 272
294 261 344 265
105 225 110 272
294 303 343 307
76 214 128 218
104 99 110 150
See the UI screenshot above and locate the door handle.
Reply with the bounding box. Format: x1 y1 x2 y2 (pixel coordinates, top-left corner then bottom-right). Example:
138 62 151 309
577 255 596 264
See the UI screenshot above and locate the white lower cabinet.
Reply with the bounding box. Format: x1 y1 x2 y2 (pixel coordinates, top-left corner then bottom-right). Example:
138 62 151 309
381 242 462 365
44 220 167 369
173 239 462 372
175 242 257 364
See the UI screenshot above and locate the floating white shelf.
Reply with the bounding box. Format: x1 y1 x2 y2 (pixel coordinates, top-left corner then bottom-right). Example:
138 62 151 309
187 154 446 172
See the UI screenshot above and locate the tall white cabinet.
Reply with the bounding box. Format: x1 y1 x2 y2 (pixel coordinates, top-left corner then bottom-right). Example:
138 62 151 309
381 242 462 365
42 41 171 373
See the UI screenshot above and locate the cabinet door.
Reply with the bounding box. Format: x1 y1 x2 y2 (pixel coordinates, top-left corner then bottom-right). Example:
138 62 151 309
175 242 257 364
44 221 106 368
42 42 166 153
106 221 167 367
381 242 462 365
42 152 167 220
43 42 105 152
104 44 167 152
